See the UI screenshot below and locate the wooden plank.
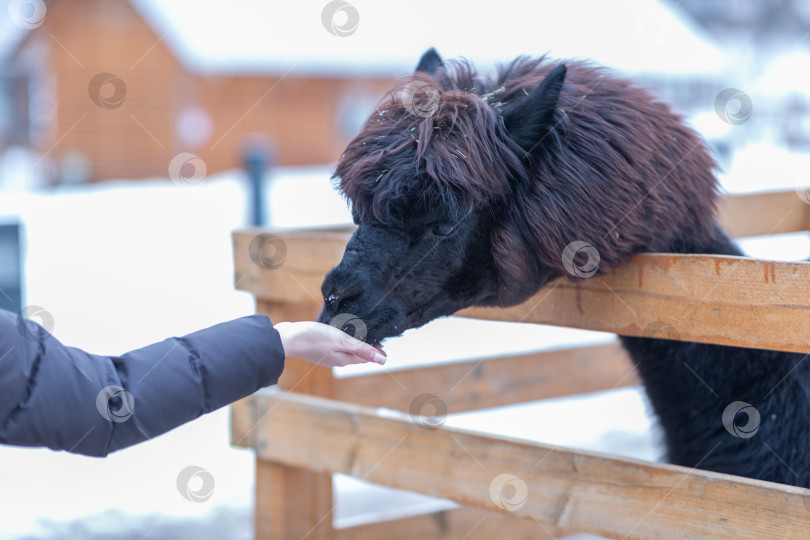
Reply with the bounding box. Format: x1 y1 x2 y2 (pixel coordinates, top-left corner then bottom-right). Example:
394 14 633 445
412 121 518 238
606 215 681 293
248 300 338 540
717 189 810 238
336 507 565 540
240 238 810 354
232 219 810 354
255 459 334 540
459 254 810 354
333 342 637 412
235 390 810 540
232 189 810 304
234 227 354 305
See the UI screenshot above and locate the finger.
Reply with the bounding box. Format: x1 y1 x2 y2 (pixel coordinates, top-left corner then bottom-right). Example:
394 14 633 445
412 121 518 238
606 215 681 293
328 325 366 351
332 351 372 367
356 344 386 364
334 333 378 358
341 345 386 365
325 325 386 364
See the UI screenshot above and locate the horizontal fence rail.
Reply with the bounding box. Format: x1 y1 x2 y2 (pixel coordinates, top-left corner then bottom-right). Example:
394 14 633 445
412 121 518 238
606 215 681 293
717 188 810 238
331 342 636 412
233 390 810 540
459 254 810 354
234 190 810 354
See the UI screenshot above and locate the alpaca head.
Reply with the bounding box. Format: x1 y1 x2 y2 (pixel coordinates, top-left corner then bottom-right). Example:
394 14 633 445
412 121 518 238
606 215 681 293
318 49 568 344
319 49 718 345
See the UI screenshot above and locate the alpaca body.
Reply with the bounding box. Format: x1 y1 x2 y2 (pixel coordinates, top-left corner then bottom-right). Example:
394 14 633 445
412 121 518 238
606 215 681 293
623 229 810 486
319 49 810 487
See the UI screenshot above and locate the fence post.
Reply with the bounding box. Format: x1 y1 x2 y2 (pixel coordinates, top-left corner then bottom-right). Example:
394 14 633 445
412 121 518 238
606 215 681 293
243 144 272 227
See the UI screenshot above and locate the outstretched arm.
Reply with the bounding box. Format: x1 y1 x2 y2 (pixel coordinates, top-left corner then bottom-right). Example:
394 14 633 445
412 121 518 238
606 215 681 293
0 310 383 457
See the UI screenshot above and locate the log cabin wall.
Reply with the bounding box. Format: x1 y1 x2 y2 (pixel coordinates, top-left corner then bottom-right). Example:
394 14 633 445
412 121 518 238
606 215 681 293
6 0 393 182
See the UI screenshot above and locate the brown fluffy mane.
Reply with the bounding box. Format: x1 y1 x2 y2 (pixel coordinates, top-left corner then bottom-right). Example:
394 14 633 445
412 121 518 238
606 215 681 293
335 63 524 225
335 56 719 293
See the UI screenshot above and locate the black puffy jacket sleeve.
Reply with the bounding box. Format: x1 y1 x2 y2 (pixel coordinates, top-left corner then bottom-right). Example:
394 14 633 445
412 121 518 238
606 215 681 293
0 309 284 456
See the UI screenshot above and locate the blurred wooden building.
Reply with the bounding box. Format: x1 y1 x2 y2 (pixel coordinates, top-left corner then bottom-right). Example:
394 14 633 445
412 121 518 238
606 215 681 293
0 0 727 184
0 0 394 183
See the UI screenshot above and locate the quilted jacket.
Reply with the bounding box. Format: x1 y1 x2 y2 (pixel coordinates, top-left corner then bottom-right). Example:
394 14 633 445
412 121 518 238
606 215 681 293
0 309 284 456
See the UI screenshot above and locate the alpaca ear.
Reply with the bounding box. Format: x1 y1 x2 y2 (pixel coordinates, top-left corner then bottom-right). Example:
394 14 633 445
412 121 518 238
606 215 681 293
502 64 567 158
415 48 444 75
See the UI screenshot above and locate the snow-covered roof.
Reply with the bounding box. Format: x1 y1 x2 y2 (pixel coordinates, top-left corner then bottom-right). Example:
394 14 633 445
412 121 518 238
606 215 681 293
0 0 724 76
126 0 723 77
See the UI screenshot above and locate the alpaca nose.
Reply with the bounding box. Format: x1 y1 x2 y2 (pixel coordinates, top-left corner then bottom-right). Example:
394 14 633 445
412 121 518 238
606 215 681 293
324 292 340 314
322 288 361 317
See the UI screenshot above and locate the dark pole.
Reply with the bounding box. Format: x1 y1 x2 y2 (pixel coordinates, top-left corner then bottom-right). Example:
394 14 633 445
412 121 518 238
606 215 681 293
243 144 271 227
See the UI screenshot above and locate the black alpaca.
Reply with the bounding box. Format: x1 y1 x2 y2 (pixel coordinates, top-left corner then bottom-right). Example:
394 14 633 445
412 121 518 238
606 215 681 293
319 48 810 487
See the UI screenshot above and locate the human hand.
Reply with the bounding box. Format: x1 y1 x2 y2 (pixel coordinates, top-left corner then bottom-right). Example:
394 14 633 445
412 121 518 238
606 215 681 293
275 321 387 368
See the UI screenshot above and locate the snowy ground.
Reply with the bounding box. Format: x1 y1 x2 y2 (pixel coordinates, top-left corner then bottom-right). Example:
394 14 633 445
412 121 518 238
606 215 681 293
0 142 808 539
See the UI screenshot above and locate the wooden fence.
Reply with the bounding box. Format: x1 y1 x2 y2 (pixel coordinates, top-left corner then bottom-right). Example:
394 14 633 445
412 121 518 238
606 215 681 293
231 188 810 539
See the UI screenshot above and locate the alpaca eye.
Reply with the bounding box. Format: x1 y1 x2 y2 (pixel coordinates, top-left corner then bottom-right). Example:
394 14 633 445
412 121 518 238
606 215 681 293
430 223 455 236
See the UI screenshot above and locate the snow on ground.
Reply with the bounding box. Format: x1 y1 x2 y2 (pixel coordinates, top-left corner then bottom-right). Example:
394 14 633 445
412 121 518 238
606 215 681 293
0 146 807 538
720 140 810 195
